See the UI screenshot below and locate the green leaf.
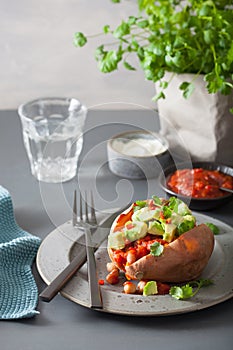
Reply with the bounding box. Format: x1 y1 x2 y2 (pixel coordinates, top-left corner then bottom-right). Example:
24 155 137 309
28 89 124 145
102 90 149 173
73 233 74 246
177 218 195 235
204 72 224 93
150 241 164 256
203 30 215 45
170 279 213 300
168 197 179 210
152 91 166 102
73 32 87 47
205 222 220 235
179 82 195 99
170 285 194 300
160 81 168 89
134 200 147 212
198 3 214 17
128 16 137 25
161 206 172 219
103 25 110 34
152 195 162 206
137 19 149 28
95 45 106 61
227 41 233 65
98 50 121 73
113 21 130 39
123 61 136 71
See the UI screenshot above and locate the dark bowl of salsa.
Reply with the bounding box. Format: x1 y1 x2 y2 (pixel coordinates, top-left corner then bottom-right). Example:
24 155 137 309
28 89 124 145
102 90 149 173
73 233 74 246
159 162 233 210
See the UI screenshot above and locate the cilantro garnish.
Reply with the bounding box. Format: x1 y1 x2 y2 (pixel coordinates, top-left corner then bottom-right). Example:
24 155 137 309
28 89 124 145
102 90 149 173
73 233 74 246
134 200 147 212
161 206 172 219
169 279 213 300
205 222 220 235
150 241 164 256
152 195 162 206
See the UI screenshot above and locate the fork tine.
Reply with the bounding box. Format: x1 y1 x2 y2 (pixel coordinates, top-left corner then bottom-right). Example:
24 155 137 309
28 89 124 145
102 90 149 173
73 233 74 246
79 192 83 222
72 190 77 226
90 190 97 225
84 191 89 223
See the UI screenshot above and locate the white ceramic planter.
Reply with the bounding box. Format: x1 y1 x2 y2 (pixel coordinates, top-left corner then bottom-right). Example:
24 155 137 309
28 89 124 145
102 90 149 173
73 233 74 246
155 72 233 167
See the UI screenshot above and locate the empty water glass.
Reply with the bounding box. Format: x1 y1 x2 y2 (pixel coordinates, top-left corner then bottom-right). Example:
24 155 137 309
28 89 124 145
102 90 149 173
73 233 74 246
18 97 87 183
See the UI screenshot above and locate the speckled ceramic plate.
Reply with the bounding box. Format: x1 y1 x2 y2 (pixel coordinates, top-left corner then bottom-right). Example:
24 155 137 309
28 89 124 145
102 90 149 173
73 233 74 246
36 212 233 316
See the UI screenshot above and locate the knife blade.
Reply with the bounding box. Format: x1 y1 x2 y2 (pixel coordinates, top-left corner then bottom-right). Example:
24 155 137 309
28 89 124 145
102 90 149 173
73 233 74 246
39 204 129 303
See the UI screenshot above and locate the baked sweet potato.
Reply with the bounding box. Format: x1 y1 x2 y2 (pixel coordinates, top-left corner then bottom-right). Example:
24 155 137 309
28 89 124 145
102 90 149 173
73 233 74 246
124 224 214 282
107 199 215 283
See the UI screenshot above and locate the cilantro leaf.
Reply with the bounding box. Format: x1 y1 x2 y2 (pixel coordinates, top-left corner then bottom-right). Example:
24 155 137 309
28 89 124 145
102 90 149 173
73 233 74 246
161 206 172 219
150 241 164 256
134 200 147 212
170 279 213 300
123 61 136 71
98 50 122 73
73 32 87 47
205 222 220 235
113 21 130 39
152 195 162 206
179 82 195 99
170 284 193 300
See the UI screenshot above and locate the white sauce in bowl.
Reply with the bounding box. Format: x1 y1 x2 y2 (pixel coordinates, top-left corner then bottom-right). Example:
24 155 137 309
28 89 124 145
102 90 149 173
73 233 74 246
112 138 167 157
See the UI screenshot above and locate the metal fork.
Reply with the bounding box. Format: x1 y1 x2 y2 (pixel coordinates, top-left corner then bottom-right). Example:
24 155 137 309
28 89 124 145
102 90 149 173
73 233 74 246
75 190 103 309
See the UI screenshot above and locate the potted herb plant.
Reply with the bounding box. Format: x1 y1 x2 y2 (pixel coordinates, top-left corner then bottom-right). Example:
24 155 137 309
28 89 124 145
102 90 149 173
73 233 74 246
74 0 233 166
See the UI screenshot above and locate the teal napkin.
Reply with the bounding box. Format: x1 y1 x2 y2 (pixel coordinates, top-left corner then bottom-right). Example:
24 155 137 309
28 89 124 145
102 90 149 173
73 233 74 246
0 186 41 319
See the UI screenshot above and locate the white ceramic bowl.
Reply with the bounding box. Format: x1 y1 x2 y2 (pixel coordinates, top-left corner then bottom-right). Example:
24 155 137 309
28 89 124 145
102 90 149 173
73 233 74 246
107 130 171 179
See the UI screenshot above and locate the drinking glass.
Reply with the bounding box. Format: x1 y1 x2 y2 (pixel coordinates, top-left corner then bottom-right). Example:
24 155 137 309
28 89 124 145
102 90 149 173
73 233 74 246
18 97 87 183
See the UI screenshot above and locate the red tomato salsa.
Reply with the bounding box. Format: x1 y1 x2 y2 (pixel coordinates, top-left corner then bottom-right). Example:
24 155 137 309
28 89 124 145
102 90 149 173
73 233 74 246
167 168 233 198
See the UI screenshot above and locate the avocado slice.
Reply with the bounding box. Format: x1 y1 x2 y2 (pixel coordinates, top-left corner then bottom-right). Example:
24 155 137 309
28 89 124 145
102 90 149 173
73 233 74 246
143 281 158 296
124 221 147 242
147 220 164 235
108 231 125 249
132 207 160 222
163 223 177 243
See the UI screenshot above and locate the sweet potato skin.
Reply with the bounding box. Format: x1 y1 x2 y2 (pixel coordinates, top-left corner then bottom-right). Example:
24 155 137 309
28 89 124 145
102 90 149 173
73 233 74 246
109 224 214 283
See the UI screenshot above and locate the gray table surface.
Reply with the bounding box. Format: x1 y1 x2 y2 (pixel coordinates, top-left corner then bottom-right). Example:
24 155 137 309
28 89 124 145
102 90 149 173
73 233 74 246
1 110 233 350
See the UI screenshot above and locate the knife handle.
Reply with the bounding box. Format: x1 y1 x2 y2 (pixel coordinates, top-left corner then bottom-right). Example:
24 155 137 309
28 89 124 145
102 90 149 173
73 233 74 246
39 248 87 302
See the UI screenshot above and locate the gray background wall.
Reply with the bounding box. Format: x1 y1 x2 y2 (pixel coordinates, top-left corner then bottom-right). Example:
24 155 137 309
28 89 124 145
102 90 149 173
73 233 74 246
0 0 155 110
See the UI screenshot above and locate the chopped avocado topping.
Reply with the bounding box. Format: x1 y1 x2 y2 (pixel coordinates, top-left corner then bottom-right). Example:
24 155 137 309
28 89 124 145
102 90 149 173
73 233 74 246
168 197 191 216
148 220 164 235
109 196 197 248
177 202 191 216
124 221 147 242
163 223 177 242
132 207 160 222
108 231 125 249
143 281 158 296
150 241 164 256
170 212 183 225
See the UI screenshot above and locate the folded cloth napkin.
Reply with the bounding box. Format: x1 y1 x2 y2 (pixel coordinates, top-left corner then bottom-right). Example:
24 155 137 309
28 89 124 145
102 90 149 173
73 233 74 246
0 186 41 319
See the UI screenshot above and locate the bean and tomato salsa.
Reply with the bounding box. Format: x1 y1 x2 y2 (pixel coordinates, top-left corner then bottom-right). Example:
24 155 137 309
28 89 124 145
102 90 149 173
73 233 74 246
167 168 233 198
